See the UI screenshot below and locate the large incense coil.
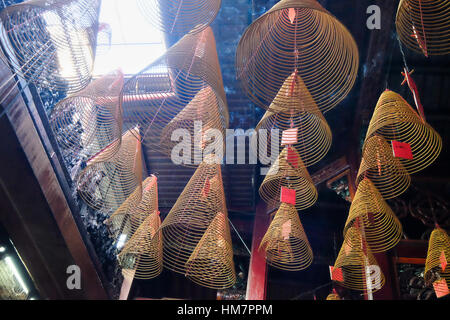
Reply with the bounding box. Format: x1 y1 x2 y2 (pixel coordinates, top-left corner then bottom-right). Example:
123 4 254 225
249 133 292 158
345 178 403 253
122 26 228 151
137 0 221 35
105 176 158 242
236 0 359 113
357 135 411 200
0 0 100 93
333 227 385 293
76 128 143 213
365 90 442 174
160 156 229 275
117 210 163 280
326 292 341 300
49 70 124 162
259 147 317 211
424 227 450 285
396 0 450 56
254 83 332 167
259 203 313 271
186 212 236 289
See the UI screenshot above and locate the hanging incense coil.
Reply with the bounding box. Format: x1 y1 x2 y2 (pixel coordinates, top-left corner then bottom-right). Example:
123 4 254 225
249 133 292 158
49 70 124 162
117 210 163 280
105 176 158 242
0 0 100 93
121 27 228 159
136 0 221 35
160 155 231 277
326 290 341 300
76 128 143 213
254 79 332 167
236 0 359 112
259 203 313 271
365 90 442 174
333 227 385 292
357 135 411 200
345 178 403 253
396 0 450 56
259 147 317 211
424 227 450 286
186 212 236 289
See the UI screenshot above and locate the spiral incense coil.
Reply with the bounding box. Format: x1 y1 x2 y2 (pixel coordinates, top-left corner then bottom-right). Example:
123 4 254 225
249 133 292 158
160 155 230 275
396 0 450 56
259 147 317 211
345 178 403 253
121 26 228 157
424 227 450 285
254 80 332 167
49 70 124 162
326 290 341 300
236 0 359 112
136 0 221 35
259 203 313 271
105 176 158 242
117 210 163 280
185 212 236 289
365 90 442 174
357 135 411 200
76 128 143 213
333 227 385 292
0 0 100 93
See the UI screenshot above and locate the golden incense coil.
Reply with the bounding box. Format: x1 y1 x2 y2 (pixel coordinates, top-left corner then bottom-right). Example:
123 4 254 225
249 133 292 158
333 227 385 293
137 0 221 35
396 0 450 56
76 128 143 213
365 90 442 174
49 69 124 162
121 26 228 156
118 210 163 280
160 155 231 276
424 227 450 285
0 0 100 93
345 178 403 253
259 147 317 211
236 0 359 112
186 212 236 289
326 293 341 300
259 203 313 271
357 135 411 200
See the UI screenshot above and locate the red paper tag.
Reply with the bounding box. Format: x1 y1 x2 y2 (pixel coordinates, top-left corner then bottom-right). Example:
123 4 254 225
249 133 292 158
367 212 375 225
288 8 296 24
329 266 344 282
281 128 298 146
202 178 210 197
344 242 352 256
286 147 299 168
281 187 296 206
392 141 413 160
433 279 449 298
440 251 447 272
281 219 292 240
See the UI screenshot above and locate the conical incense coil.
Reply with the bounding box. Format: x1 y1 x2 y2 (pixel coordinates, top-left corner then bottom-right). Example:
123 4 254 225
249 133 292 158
345 178 403 253
259 203 313 271
424 227 450 286
76 128 143 213
236 0 359 113
186 212 236 289
105 175 158 242
357 135 411 200
0 0 100 93
160 155 228 275
396 0 450 56
122 27 228 149
259 147 317 211
136 0 221 35
365 90 442 174
49 70 124 162
159 86 226 167
326 290 341 300
333 227 385 293
254 79 332 167
117 210 163 280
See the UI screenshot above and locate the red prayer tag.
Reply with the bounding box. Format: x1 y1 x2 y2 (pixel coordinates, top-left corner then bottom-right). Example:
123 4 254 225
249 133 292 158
440 251 447 272
281 219 292 240
202 178 210 197
367 212 375 225
286 147 299 168
433 279 449 298
281 128 298 146
392 141 413 160
329 266 344 282
280 187 296 206
288 8 296 24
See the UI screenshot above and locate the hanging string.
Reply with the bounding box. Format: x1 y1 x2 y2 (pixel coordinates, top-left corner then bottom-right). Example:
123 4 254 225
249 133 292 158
228 217 251 255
